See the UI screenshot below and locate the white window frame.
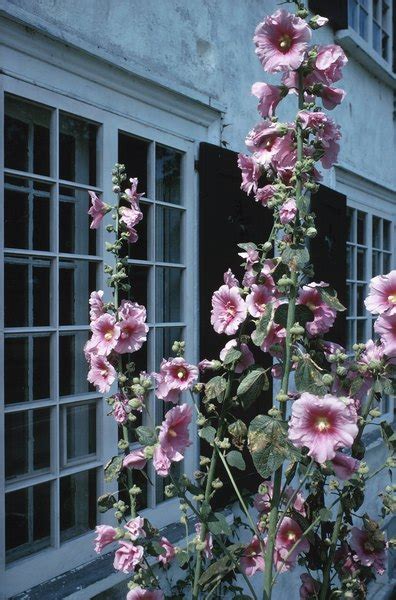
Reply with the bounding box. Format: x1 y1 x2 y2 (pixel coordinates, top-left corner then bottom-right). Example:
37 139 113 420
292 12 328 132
348 0 393 63
0 15 221 598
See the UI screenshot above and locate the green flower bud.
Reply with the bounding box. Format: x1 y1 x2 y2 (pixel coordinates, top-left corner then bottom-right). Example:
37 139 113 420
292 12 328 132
290 323 305 336
306 227 317 238
118 439 129 451
164 484 176 498
143 446 154 459
336 366 347 377
276 392 289 403
212 478 223 489
200 456 211 466
263 241 272 251
322 374 334 386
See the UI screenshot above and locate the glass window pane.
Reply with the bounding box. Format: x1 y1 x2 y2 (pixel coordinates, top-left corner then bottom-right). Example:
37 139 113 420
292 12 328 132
60 469 96 542
59 259 97 325
5 335 50 405
383 253 391 273
59 186 97 255
356 319 367 343
5 259 51 327
347 319 355 350
347 245 354 280
347 283 354 316
382 32 389 60
372 250 382 276
373 0 381 21
122 265 150 320
372 216 381 248
348 0 358 29
128 201 150 261
156 145 182 205
59 331 93 396
59 113 98 186
383 220 391 250
5 408 51 479
156 206 182 263
347 207 355 243
359 6 368 39
357 211 366 244
357 247 366 280
357 284 366 316
63 403 96 464
118 132 148 193
373 21 381 52
5 95 51 176
155 267 183 322
6 482 51 563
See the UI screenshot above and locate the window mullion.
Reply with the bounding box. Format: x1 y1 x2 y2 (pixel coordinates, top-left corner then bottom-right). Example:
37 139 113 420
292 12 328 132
365 211 372 343
0 78 6 576
367 0 373 48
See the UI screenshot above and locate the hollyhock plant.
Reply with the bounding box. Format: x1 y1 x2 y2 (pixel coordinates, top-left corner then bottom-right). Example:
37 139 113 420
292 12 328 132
365 270 396 315
94 525 117 553
115 315 148 354
87 355 116 393
313 45 348 85
275 517 310 572
90 313 120 355
288 393 359 463
254 10 311 73
125 516 146 541
88 191 108 229
240 536 265 576
251 82 285 118
114 542 144 574
211 284 247 335
127 589 164 600
220 339 254 373
154 357 198 403
158 537 176 566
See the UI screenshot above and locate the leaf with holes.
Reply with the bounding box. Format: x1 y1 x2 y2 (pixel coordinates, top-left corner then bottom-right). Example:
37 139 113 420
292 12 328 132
205 376 227 401
248 415 299 479
136 426 157 446
199 425 217 445
281 245 310 269
97 493 117 513
104 455 124 483
237 368 269 409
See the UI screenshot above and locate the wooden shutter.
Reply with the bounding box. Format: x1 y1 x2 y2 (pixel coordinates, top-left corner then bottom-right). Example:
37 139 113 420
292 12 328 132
198 142 273 506
310 184 347 348
308 0 348 30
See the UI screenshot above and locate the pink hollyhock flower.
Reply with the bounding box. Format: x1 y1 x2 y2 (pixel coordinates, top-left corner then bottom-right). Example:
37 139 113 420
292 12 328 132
260 322 286 355
154 357 199 404
125 177 145 209
125 516 146 541
331 452 359 480
252 82 284 118
84 336 98 362
313 45 348 85
123 448 147 470
211 284 247 336
365 271 396 315
270 131 298 183
335 543 360 576
288 393 358 464
224 268 239 288
220 339 254 374
113 541 144 574
238 246 260 268
195 523 213 559
119 300 146 321
254 10 311 73
240 536 265 576
246 121 283 168
246 284 273 318
158 536 176 565
88 191 108 229
87 355 116 393
310 15 329 28
254 482 273 513
113 392 130 425
271 363 282 379
89 290 104 321
127 589 164 600
298 111 341 169
158 404 192 461
90 313 120 355
153 445 172 477
298 284 336 337
275 517 310 572
237 153 261 195
375 313 396 361
350 526 387 575
115 317 148 354
279 198 297 224
299 573 321 599
284 486 306 516
255 184 276 206
198 358 215 372
359 339 384 370
319 85 346 110
94 525 117 553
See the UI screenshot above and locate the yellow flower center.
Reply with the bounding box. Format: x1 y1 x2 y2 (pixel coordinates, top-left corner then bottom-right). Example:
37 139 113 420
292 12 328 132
177 368 187 380
100 369 108 376
388 293 396 304
287 531 297 542
104 331 113 341
279 34 292 51
168 428 177 438
306 301 317 311
315 416 330 432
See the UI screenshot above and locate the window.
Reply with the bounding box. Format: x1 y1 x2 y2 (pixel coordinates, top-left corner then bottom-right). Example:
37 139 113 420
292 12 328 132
348 0 393 62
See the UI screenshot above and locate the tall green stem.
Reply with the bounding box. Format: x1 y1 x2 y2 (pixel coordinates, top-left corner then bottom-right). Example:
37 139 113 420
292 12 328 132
263 70 305 600
319 503 343 600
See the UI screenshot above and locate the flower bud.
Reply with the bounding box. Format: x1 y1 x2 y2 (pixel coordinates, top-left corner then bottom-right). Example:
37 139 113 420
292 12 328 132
268 407 281 418
276 392 289 402
306 227 317 238
290 323 305 336
129 398 143 410
118 439 129 451
297 8 309 18
212 478 223 490
113 185 121 193
143 446 155 459
128 413 137 423
115 510 123 519
165 484 176 498
263 241 272 251
196 541 207 551
129 485 142 496
200 455 211 466
336 366 347 377
369 408 381 418
322 374 334 386
194 471 205 481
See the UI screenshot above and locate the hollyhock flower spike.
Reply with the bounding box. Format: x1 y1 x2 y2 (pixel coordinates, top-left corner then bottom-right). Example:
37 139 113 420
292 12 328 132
365 270 396 315
127 589 164 600
211 284 247 335
254 10 311 73
88 191 108 229
288 393 358 464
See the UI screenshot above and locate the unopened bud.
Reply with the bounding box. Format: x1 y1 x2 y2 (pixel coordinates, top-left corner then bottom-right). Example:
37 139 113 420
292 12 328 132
118 439 129 451
336 366 347 377
263 241 272 251
276 392 289 403
200 455 211 466
306 227 317 238
290 323 305 336
268 407 281 418
164 484 176 498
143 446 154 459
212 478 223 490
115 510 123 519
322 374 334 386
129 485 142 496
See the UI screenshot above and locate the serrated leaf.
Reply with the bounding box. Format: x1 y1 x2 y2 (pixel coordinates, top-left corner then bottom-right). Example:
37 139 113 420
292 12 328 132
248 415 299 479
237 368 269 409
199 425 216 445
104 454 124 482
319 287 346 312
223 348 242 366
251 303 274 347
205 376 227 401
295 358 327 396
274 304 314 328
226 450 246 471
136 426 157 446
97 493 117 513
281 245 310 269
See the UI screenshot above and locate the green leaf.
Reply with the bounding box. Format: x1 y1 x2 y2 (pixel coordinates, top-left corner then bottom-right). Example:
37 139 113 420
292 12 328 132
151 540 166 556
237 368 269 409
380 421 396 452
274 304 314 328
226 450 246 471
223 347 242 366
251 303 274 347
199 425 217 445
248 415 299 479
136 426 157 446
296 193 309 216
97 493 117 513
319 287 346 312
349 376 365 397
319 508 332 522
237 242 257 252
206 511 232 536
176 549 189 567
104 455 124 482
205 376 227 401
295 357 327 396
198 544 244 589
281 245 310 269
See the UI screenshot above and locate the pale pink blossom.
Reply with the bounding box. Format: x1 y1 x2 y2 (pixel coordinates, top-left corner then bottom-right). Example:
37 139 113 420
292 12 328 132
123 448 147 470
87 355 116 393
298 284 336 337
288 393 359 464
158 536 176 565
153 445 172 477
313 45 348 85
211 284 247 335
158 404 192 461
359 339 384 369
260 322 286 355
246 121 283 168
198 359 215 372
275 517 310 572
310 15 329 28
331 452 359 480
279 198 297 224
154 357 198 404
89 290 105 321
299 573 321 599
298 111 341 169
125 516 146 541
119 300 146 321
240 536 265 576
113 541 144 574
94 525 117 553
284 487 306 516
238 246 260 268
254 482 273 513
374 313 396 361
84 336 98 362
113 392 130 424
350 526 387 575
90 313 120 355
127 589 163 600
246 284 273 318
195 523 213 559
88 191 107 229
254 10 311 73
255 184 276 206
219 339 254 373
237 153 261 195
223 268 239 288
335 543 360 576
252 82 284 118
115 317 148 354
365 271 396 316
125 177 145 209
319 85 346 110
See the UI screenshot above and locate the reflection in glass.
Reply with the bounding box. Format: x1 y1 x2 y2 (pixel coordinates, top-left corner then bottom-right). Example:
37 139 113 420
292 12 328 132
59 113 98 186
155 267 183 322
64 403 96 463
5 482 51 562
5 335 50 404
60 469 96 542
373 21 381 53
59 260 96 325
5 408 51 479
59 187 96 255
372 250 381 276
59 332 92 396
156 206 182 263
156 145 182 205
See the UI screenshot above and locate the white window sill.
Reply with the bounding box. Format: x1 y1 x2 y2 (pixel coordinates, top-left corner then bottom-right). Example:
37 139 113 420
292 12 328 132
335 28 396 90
